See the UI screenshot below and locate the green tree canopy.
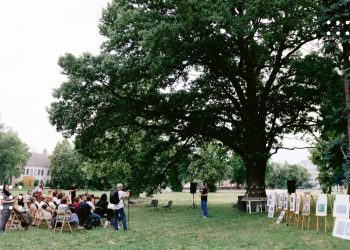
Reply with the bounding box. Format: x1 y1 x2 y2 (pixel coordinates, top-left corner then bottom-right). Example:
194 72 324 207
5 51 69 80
49 0 337 196
186 141 231 192
228 154 246 186
265 162 310 189
0 124 30 184
310 0 350 194
49 139 86 189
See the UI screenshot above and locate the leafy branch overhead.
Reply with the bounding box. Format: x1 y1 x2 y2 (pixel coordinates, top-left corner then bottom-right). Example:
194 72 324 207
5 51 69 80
49 0 340 196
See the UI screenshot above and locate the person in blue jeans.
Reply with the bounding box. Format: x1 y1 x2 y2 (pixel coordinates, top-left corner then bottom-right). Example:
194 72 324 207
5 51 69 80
111 183 130 231
200 183 208 218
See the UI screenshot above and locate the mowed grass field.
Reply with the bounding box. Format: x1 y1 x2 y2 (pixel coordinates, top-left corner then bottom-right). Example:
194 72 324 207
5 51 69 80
0 190 349 250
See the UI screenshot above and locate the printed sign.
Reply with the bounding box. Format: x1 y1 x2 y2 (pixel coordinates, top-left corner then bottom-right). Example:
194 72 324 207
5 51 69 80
283 193 288 211
333 218 350 240
276 210 286 224
268 204 275 218
302 192 311 215
290 193 295 212
316 194 327 217
295 194 301 215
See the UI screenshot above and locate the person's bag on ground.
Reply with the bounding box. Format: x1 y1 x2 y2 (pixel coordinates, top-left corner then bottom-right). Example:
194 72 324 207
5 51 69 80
110 191 119 204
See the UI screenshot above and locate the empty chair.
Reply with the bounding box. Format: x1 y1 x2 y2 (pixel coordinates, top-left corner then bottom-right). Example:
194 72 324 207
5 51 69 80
147 199 158 212
161 201 173 213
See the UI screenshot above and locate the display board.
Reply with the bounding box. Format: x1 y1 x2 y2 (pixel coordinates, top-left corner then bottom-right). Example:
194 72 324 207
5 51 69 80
276 210 286 224
278 193 283 210
316 194 327 217
295 194 301 215
268 204 275 218
332 218 350 240
267 193 275 207
333 194 350 219
290 193 295 212
302 192 311 215
283 193 288 211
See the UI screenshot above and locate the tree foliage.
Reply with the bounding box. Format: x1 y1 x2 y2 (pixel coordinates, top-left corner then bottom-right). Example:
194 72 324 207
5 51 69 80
49 0 337 196
49 139 86 189
310 0 350 193
186 141 231 192
228 154 246 186
78 128 193 195
0 124 30 184
265 162 310 189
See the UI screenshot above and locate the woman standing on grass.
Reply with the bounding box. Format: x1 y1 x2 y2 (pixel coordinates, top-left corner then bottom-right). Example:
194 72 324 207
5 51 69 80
0 185 16 233
32 180 43 202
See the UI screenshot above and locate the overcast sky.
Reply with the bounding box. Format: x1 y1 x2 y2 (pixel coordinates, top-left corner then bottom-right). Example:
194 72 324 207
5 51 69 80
0 0 310 164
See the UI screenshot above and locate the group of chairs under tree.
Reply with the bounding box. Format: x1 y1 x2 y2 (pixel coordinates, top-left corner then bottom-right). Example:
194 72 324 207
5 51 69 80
6 197 174 233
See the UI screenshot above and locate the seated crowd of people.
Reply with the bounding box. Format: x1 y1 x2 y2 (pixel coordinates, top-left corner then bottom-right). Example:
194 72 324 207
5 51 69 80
10 189 118 231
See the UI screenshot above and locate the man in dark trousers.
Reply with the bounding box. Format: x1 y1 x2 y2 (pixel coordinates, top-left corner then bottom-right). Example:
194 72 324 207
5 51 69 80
200 183 208 218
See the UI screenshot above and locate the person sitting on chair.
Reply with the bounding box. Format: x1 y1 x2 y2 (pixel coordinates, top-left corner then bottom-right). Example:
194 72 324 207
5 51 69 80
78 195 101 227
96 194 108 210
57 197 80 228
39 196 55 220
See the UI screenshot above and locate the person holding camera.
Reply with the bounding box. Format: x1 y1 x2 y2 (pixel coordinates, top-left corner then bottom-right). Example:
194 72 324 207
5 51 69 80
110 183 129 231
0 185 16 233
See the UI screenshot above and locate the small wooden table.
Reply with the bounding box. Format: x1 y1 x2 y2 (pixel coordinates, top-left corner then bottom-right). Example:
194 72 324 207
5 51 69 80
241 197 267 214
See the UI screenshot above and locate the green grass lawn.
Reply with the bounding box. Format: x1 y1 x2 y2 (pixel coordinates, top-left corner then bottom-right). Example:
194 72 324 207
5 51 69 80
0 190 349 250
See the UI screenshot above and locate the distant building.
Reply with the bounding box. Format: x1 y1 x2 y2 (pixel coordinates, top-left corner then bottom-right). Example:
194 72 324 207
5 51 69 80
14 150 51 184
298 159 320 188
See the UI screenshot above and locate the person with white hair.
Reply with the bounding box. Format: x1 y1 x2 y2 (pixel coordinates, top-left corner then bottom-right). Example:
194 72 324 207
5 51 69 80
110 183 129 231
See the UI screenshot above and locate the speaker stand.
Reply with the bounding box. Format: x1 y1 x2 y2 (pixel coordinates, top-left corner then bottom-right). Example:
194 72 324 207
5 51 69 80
187 193 197 209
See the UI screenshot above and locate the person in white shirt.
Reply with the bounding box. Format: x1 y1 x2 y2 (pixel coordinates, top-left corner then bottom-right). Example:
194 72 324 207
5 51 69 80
111 183 129 231
86 195 95 212
38 196 54 220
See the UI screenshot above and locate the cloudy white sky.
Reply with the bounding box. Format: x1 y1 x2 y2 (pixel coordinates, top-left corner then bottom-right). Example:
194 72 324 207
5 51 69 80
0 0 310 164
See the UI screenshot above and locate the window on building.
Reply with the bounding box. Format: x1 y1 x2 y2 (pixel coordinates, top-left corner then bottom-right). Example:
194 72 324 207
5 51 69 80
30 169 33 176
26 169 29 175
47 170 50 176
41 170 44 176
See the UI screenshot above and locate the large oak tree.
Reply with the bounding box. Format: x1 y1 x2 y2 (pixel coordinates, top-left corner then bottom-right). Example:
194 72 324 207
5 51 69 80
49 0 337 196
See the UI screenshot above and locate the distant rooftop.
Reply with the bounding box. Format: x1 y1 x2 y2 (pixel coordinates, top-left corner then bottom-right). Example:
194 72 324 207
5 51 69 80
27 152 49 167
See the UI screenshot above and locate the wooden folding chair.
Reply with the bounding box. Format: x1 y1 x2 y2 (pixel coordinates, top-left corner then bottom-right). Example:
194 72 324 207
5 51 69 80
32 209 41 227
7 210 21 230
53 211 75 233
37 209 52 229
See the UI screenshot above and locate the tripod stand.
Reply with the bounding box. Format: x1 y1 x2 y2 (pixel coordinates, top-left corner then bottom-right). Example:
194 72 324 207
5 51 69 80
187 193 197 209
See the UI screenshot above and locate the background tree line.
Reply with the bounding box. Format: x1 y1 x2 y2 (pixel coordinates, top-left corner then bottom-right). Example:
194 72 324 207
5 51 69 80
49 139 310 194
